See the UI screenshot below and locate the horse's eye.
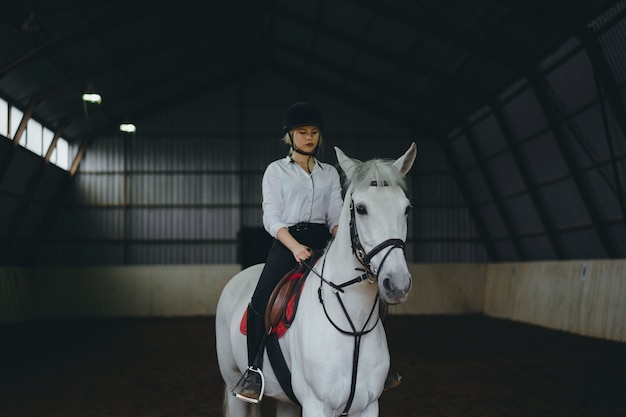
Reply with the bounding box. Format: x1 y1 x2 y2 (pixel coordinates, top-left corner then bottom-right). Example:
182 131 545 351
356 204 367 215
405 205 412 216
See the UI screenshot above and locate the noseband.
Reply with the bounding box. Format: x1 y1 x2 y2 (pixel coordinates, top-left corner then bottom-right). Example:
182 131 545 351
349 199 405 280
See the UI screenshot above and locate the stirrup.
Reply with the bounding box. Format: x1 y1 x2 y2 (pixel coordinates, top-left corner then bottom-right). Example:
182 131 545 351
232 366 265 404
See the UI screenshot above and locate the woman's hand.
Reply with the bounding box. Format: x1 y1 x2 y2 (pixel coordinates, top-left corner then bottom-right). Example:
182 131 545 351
292 245 312 263
276 227 312 263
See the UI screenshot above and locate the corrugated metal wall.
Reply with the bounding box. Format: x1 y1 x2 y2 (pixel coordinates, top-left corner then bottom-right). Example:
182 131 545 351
35 72 477 265
445 6 626 261
0 136 71 265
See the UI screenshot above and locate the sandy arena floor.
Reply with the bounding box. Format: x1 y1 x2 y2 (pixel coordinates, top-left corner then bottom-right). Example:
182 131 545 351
2 315 625 417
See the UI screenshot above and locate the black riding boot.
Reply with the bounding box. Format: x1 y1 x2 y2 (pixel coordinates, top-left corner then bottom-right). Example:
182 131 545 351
232 304 266 403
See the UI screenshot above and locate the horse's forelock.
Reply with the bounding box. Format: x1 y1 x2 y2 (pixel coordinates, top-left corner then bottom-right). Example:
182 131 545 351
343 159 406 192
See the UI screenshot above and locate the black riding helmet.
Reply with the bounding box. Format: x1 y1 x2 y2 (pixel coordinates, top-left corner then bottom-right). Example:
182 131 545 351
283 102 324 133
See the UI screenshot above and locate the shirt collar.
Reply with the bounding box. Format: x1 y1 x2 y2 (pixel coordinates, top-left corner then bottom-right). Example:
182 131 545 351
283 155 324 170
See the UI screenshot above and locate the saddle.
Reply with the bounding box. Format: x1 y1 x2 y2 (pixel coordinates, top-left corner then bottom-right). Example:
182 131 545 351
240 255 321 339
264 267 306 337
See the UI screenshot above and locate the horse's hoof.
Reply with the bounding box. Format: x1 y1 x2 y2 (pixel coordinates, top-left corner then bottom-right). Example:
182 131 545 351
383 368 402 391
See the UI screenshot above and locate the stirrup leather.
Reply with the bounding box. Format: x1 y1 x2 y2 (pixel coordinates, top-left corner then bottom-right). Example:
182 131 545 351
232 366 265 404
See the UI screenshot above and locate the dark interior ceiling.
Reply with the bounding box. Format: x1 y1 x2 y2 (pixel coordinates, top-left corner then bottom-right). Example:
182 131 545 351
1 0 621 143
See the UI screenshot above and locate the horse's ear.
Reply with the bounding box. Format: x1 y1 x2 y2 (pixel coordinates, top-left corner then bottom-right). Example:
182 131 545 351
335 146 359 179
393 142 417 175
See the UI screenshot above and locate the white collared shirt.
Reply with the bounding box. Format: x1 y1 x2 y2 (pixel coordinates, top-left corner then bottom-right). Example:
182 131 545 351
262 155 343 238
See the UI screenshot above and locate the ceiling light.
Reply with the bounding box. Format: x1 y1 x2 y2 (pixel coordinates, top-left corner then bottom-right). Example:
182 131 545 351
82 79 102 105
119 122 136 134
82 92 102 104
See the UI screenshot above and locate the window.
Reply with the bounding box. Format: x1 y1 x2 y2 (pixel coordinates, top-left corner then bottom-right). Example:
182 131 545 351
50 137 70 170
0 97 70 171
10 106 23 140
0 98 7 137
26 118 43 155
43 127 54 156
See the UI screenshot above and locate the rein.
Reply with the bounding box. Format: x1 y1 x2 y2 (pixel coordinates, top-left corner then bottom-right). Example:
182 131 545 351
301 254 380 417
298 195 406 416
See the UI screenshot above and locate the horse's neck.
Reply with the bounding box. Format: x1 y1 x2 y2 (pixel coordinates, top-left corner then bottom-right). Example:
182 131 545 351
323 224 358 276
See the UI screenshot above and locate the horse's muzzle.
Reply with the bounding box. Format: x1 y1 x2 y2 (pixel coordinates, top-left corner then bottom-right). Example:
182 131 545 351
380 273 412 305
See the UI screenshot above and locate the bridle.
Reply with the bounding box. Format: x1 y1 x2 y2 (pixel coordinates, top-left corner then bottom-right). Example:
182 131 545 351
349 197 406 280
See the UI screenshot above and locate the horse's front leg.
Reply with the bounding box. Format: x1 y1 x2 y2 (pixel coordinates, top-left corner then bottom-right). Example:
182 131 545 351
299 399 332 417
300 399 380 417
358 402 380 417
276 400 301 417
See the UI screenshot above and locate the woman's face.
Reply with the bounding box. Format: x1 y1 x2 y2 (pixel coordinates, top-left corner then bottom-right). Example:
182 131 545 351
291 125 320 153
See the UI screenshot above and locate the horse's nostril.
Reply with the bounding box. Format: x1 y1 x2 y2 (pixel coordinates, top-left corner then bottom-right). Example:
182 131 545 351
382 278 391 291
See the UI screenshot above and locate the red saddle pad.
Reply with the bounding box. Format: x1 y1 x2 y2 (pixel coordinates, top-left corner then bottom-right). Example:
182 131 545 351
239 272 305 339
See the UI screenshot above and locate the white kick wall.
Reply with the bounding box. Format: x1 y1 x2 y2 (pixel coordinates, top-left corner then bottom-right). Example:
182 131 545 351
2 260 625 342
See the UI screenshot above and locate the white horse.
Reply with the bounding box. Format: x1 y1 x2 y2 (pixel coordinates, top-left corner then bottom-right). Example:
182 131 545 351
216 143 417 417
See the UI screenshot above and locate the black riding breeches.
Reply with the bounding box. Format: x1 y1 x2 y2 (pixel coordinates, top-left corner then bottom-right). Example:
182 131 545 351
250 223 331 314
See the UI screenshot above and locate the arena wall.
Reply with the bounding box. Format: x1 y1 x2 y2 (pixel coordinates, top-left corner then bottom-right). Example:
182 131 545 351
1 260 624 341
483 260 626 342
